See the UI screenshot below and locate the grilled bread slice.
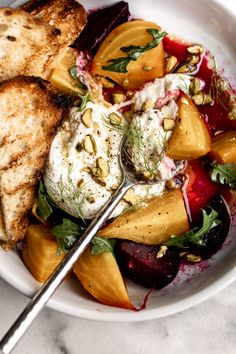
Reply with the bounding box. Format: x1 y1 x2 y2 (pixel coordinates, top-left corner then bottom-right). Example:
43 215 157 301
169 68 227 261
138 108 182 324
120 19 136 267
20 0 87 45
0 76 63 248
0 5 87 83
0 8 61 82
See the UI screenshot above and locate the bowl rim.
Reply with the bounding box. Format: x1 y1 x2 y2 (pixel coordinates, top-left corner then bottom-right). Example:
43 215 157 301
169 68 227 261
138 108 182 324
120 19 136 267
0 0 235 322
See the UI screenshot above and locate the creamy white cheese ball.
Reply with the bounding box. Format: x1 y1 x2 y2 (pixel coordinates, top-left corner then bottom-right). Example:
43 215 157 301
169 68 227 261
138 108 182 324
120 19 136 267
44 74 191 220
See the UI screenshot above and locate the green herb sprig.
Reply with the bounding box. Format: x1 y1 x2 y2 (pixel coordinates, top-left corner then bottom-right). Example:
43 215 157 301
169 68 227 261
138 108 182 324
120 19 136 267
91 236 116 256
36 181 53 221
102 28 167 73
103 114 168 179
211 163 236 189
165 208 221 249
51 218 86 255
69 66 87 90
77 92 91 112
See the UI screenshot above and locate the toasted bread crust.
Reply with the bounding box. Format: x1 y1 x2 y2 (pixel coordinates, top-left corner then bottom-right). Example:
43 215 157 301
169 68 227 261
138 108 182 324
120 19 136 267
0 76 63 247
21 0 87 45
0 8 61 82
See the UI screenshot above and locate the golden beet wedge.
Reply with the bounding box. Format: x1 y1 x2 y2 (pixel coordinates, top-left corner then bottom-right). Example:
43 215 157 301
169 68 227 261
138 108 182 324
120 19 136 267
211 130 236 163
91 20 165 90
98 189 189 244
166 93 211 160
49 47 83 95
73 246 134 309
23 224 64 283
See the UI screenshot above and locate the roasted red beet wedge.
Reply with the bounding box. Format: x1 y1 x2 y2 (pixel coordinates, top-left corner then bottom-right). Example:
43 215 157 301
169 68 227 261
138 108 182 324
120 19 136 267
116 241 180 289
72 1 130 56
189 194 231 260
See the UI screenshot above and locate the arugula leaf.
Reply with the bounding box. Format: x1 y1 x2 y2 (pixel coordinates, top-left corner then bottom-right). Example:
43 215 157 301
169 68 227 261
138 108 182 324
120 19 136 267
51 218 85 255
102 28 167 73
164 208 221 249
77 92 91 112
69 66 87 90
69 66 78 80
36 181 53 221
91 236 116 256
102 57 131 74
211 163 236 189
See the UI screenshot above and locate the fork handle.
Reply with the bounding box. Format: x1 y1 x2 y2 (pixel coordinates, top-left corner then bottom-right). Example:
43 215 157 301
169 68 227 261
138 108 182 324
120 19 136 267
0 177 133 354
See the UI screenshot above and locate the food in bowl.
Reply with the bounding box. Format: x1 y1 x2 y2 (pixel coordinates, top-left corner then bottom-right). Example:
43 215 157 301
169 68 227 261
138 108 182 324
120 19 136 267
0 0 236 310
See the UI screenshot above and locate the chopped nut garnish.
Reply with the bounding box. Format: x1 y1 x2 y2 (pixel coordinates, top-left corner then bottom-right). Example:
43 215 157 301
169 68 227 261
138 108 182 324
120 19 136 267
84 134 97 154
94 177 106 187
176 63 196 74
141 100 155 111
96 157 109 178
165 56 178 73
187 45 203 55
81 108 93 128
123 189 138 205
184 254 202 263
165 179 177 189
100 76 115 89
142 66 153 72
156 246 168 259
122 78 129 87
187 54 200 65
163 118 175 131
86 196 96 204
109 112 122 125
192 92 212 105
190 78 202 95
112 93 126 104
77 179 85 188
93 122 101 136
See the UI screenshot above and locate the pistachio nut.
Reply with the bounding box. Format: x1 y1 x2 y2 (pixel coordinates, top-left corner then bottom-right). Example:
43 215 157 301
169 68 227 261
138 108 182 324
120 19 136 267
109 112 122 125
96 157 109 178
176 63 196 74
112 93 126 104
165 56 178 73
187 45 203 55
81 108 93 128
192 92 212 105
142 100 155 111
184 254 202 263
84 134 97 154
93 122 101 136
163 118 175 131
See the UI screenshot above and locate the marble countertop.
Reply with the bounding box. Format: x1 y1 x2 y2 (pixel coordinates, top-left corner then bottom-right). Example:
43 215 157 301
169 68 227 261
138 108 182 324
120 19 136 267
0 277 236 354
0 0 236 353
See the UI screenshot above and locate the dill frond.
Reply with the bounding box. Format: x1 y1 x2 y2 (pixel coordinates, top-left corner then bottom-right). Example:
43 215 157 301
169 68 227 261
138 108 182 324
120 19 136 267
102 113 168 180
209 59 235 114
46 165 92 222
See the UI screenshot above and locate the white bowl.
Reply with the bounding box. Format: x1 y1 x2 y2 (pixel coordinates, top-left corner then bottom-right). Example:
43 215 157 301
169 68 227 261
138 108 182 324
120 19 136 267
0 0 236 321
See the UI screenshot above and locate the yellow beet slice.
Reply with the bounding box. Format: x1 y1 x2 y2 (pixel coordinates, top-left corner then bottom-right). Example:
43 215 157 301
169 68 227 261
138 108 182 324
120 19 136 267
211 131 236 163
98 189 189 244
73 246 134 309
91 20 165 90
49 48 83 95
166 93 211 160
23 224 64 283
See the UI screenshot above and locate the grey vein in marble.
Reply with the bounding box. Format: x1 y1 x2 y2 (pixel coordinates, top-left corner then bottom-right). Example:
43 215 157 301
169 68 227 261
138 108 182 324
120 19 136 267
0 278 236 354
